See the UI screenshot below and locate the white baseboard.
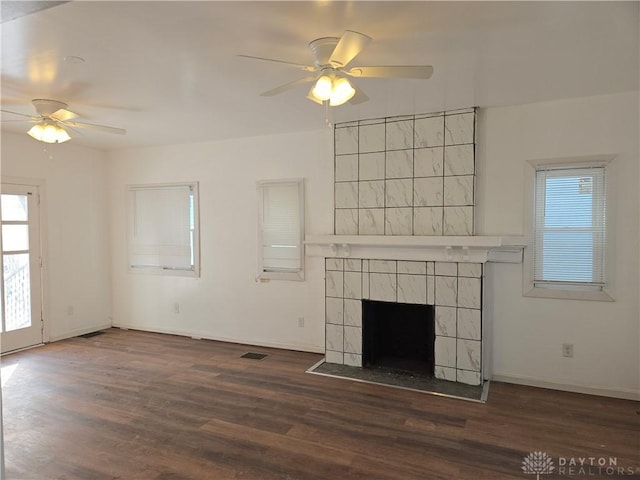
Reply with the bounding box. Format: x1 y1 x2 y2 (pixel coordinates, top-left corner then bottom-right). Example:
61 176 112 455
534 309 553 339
48 323 112 342
111 322 325 354
491 374 640 401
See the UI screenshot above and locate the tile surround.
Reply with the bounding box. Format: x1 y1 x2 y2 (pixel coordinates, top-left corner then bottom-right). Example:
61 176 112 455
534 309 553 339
325 258 484 386
334 109 476 236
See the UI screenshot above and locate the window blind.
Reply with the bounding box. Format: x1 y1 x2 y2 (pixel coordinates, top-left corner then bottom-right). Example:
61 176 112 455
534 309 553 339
129 185 193 270
533 166 605 288
260 182 302 272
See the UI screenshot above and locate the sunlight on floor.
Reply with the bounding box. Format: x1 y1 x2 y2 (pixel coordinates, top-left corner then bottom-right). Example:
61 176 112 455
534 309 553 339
1 363 18 387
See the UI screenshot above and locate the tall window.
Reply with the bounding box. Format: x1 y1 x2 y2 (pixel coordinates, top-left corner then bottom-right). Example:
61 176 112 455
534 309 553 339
533 166 606 292
257 179 304 281
127 182 199 277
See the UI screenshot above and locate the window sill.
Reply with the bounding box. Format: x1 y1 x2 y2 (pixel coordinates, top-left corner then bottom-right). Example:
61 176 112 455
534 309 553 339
129 266 200 278
523 285 614 302
257 270 305 282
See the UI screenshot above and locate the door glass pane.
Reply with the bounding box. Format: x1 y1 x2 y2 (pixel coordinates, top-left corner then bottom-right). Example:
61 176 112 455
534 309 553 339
3 254 32 331
2 225 30 252
1 194 28 221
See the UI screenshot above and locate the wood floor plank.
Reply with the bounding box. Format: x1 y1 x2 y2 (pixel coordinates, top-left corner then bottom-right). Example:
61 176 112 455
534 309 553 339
2 328 638 479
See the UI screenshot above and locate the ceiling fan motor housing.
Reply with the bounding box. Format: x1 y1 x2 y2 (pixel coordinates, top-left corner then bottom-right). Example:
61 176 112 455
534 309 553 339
308 37 339 68
32 99 68 117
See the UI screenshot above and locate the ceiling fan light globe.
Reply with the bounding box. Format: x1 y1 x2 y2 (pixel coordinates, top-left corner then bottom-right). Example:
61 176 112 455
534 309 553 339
329 77 355 106
27 122 71 144
311 75 332 101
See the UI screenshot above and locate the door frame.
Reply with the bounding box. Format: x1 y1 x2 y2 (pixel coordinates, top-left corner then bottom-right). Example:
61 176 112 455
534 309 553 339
1 176 50 347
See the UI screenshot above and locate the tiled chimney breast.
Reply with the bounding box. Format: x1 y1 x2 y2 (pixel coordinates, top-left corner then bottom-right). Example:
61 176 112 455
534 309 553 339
334 108 476 236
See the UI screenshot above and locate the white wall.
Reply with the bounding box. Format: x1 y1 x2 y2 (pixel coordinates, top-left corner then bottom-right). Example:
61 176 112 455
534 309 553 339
0 132 112 341
107 129 333 352
477 92 640 399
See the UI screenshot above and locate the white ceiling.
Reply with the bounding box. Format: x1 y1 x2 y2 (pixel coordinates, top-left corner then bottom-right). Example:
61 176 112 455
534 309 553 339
1 1 638 151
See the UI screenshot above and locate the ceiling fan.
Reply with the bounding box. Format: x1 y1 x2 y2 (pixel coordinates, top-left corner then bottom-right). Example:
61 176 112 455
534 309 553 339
0 99 126 144
239 30 433 107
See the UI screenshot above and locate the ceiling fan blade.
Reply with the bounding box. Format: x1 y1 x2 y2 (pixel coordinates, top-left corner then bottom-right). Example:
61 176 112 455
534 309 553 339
51 108 78 122
345 65 434 79
260 76 317 97
348 81 369 105
329 30 372 68
0 109 38 120
237 55 316 72
61 120 126 135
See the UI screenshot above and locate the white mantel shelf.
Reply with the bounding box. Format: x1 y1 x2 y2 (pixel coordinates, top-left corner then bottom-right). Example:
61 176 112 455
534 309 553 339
304 235 526 263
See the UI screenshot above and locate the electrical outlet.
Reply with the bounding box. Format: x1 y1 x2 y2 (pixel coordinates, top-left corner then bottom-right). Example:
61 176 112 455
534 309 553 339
562 343 574 358
298 317 305 328
173 302 180 314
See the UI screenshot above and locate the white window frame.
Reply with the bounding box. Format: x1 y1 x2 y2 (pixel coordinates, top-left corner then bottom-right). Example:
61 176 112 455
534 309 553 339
257 178 305 281
523 155 615 301
127 182 200 278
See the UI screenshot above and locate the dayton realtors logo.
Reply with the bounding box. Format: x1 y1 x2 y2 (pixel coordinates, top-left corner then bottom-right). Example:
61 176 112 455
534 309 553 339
522 452 638 477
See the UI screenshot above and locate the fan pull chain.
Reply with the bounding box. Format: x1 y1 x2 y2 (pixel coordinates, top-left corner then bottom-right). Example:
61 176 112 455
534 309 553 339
324 101 333 129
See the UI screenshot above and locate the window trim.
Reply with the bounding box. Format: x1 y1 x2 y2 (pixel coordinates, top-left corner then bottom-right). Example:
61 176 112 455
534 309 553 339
256 178 305 282
126 182 200 278
523 155 615 301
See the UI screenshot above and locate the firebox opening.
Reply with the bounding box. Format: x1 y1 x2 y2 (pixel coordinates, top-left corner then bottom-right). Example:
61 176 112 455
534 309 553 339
362 300 435 376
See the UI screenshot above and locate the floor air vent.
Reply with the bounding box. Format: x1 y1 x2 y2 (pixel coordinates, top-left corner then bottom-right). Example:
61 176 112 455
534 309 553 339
79 331 106 339
241 352 268 360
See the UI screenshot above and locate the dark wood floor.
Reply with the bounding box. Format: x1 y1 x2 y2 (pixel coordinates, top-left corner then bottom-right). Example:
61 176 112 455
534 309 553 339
2 328 638 480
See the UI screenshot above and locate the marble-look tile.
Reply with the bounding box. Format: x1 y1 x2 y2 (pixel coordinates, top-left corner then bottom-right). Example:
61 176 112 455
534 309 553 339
434 335 456 368
443 206 473 235
370 273 397 302
457 308 481 340
426 262 435 275
414 207 443 236
369 260 396 273
444 175 474 206
362 272 370 299
386 179 413 207
435 306 456 337
359 122 385 153
414 147 444 177
386 149 413 179
458 263 482 278
457 369 481 386
435 262 457 277
435 275 457 306
335 154 358 182
344 271 363 299
358 180 385 208
427 275 435 305
458 277 481 309
444 113 474 146
386 120 413 150
335 209 358 235
385 208 413 235
344 353 362 367
325 297 344 325
397 261 426 275
397 274 427 304
415 115 444 147
344 299 362 327
444 144 475 176
335 182 358 209
335 126 358 154
359 152 385 180
325 350 343 365
358 208 384 235
434 366 457 382
326 270 344 298
326 258 343 271
414 177 443 207
344 259 361 272
457 339 481 372
344 326 362 354
326 324 344 352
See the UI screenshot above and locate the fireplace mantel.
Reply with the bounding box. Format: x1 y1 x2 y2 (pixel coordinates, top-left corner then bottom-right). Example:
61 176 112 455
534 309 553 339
305 235 525 263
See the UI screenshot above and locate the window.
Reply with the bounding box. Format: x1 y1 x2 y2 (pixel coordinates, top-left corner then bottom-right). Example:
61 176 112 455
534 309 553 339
257 179 304 281
524 157 613 301
127 182 199 277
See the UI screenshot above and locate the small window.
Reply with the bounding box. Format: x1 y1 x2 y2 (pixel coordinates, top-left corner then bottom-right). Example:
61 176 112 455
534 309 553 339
524 157 613 301
257 179 304 281
127 182 199 277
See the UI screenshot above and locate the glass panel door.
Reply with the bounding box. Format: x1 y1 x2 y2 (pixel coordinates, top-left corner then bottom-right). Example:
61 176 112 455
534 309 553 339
0 184 42 354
